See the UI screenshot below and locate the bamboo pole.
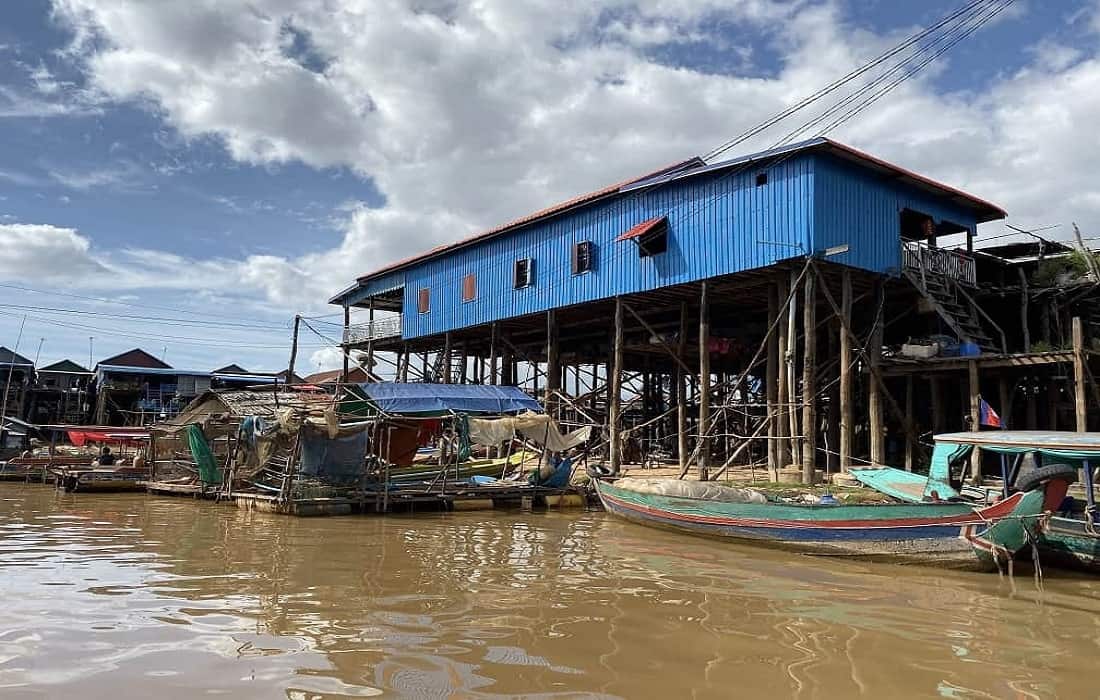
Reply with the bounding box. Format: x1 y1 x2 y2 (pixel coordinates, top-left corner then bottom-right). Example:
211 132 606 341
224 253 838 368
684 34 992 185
786 268 800 470
775 274 790 471
609 298 624 474
698 281 711 481
801 271 816 483
1018 268 1030 353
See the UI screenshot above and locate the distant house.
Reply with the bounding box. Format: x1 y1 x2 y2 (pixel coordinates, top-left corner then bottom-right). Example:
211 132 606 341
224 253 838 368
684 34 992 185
0 346 34 420
212 364 249 374
93 348 208 425
26 359 93 425
304 367 372 385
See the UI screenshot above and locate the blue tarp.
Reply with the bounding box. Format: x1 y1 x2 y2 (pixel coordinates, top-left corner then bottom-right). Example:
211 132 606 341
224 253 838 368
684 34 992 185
351 382 542 416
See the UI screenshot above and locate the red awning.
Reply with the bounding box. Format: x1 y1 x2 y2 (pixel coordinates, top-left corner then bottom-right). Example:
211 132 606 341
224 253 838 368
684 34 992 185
616 216 667 242
67 429 149 447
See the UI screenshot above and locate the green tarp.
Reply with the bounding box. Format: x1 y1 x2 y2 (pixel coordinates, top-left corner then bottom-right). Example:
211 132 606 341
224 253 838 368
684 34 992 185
185 424 222 485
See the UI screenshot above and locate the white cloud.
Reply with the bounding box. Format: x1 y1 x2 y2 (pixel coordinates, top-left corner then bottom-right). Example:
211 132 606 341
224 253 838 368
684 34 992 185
30 0 1100 313
0 223 108 281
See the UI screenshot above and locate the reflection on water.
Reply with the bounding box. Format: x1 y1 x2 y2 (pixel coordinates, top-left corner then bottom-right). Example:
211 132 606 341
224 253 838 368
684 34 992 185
1 485 1099 698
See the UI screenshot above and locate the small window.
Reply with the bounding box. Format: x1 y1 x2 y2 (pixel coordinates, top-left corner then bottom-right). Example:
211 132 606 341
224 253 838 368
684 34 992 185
417 287 430 313
638 222 669 258
461 273 477 302
572 241 594 275
514 258 533 289
755 172 768 186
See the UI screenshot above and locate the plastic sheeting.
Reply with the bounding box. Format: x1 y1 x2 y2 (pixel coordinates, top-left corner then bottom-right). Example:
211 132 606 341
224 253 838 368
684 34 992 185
298 425 369 485
185 424 222 485
346 382 542 416
612 477 767 503
467 412 592 452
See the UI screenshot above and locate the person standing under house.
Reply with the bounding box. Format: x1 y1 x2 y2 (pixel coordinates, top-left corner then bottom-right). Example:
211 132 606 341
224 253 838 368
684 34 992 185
97 446 115 466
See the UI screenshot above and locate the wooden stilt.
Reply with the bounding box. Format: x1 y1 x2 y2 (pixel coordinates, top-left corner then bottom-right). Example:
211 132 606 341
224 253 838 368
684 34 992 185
399 345 410 382
801 271 816 483
839 269 853 472
904 375 914 472
930 377 944 434
868 294 884 466
365 299 375 381
968 359 981 483
1019 269 1031 353
287 314 301 384
1048 377 1060 430
766 286 779 472
546 310 559 417
1026 378 1038 429
698 282 711 481
786 269 800 470
998 375 1012 430
1074 316 1088 431
442 333 452 384
610 297 624 474
677 301 689 474
775 275 791 471
489 322 498 385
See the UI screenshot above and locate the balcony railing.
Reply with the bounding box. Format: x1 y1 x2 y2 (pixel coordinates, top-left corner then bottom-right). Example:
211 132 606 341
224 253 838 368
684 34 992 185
902 241 976 287
344 315 402 344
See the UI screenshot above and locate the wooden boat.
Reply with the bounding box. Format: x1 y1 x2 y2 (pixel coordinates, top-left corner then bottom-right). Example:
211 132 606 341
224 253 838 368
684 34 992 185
852 431 1100 573
53 465 149 492
594 469 1073 571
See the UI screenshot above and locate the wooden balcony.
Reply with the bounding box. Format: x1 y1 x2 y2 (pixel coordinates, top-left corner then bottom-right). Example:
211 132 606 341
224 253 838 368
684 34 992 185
902 241 976 287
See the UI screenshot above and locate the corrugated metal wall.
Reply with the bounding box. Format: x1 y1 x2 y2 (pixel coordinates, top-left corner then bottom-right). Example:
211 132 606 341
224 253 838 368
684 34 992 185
811 154 979 274
401 157 815 339
345 271 406 306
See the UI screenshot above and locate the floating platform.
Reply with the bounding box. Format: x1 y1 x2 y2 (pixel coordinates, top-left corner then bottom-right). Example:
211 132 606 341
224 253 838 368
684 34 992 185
142 481 222 499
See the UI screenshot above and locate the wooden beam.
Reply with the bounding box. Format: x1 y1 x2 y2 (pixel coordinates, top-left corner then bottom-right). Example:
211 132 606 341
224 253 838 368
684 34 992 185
610 297 624 474
489 322 498 385
930 376 944 433
868 291 884 466
287 314 301 384
622 301 694 375
775 274 790 470
698 281 711 481
1018 268 1031 353
839 269 852 472
546 310 559 416
1074 316 1088 431
442 333 452 384
904 375 914 472
801 271 817 482
786 268 800 470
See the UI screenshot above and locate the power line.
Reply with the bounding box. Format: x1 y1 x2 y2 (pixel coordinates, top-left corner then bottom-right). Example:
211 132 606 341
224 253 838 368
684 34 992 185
0 303 294 332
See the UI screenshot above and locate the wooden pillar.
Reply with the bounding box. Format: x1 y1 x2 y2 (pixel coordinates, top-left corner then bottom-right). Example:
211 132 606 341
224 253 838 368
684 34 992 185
609 297 624 474
998 375 1012 430
775 275 791 470
1048 377 1060 430
801 272 817 483
766 285 779 472
442 333 452 384
786 269 800 470
1074 316 1088 431
868 294 884 466
968 360 981 483
399 344 410 382
677 301 689 473
460 343 469 384
1026 378 1038 428
929 377 944 434
904 375 914 472
489 322 498 385
502 343 514 386
341 303 350 382
546 310 559 416
1018 269 1031 353
365 299 375 381
838 269 853 471
287 314 301 384
698 282 711 481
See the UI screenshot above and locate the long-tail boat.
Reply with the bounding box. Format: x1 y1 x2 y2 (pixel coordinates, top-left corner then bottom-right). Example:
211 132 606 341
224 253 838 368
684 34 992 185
594 461 1074 571
851 431 1100 572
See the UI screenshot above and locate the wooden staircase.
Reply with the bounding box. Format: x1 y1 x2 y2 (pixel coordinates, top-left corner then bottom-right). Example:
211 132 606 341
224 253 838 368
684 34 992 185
903 268 1001 354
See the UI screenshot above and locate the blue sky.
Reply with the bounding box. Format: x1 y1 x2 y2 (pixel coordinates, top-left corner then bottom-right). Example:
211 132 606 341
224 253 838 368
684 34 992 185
1 0 1098 372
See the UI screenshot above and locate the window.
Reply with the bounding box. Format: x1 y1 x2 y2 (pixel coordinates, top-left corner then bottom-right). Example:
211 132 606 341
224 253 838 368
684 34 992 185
900 208 934 241
417 287 430 313
462 273 477 302
572 241 594 274
638 222 669 258
513 258 533 289
755 172 768 186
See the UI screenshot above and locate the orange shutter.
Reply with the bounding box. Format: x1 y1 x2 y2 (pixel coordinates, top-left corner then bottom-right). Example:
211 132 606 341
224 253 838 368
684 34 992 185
462 273 476 301
418 288 430 313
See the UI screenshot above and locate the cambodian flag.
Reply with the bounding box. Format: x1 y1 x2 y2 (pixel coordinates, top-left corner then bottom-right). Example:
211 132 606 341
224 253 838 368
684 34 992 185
979 397 1002 428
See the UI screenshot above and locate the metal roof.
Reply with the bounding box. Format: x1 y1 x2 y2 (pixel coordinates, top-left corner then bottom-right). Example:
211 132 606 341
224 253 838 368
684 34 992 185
935 431 1100 451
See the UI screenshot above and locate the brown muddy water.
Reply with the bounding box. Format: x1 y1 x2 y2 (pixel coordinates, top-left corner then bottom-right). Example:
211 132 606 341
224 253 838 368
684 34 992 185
1 486 1099 699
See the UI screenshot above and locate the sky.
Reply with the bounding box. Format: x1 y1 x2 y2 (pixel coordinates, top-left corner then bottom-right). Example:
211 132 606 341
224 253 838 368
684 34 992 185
1 0 1099 374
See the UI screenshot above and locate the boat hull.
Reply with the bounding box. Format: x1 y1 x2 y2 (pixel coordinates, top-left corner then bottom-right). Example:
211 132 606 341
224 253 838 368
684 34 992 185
595 480 1049 571
1036 516 1100 572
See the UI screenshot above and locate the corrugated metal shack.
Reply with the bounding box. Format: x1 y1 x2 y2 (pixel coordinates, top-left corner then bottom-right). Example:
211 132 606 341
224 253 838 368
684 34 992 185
330 137 1100 484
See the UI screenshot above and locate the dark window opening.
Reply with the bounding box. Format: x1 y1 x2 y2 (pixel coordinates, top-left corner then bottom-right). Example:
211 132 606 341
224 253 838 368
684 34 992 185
461 273 477 302
513 258 533 289
755 172 768 187
572 241 594 274
638 224 669 258
900 208 935 241
417 288 430 314
936 220 967 236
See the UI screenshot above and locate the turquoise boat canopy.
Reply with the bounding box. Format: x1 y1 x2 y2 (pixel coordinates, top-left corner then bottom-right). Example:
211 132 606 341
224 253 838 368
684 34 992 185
935 431 1100 459
342 382 543 417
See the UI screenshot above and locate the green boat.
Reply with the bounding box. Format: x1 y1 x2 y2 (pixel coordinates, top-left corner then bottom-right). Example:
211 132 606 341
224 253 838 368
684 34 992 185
851 431 1100 573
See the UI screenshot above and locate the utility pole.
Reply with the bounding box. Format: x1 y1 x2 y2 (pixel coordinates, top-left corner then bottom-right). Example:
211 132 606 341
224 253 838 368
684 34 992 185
287 315 301 385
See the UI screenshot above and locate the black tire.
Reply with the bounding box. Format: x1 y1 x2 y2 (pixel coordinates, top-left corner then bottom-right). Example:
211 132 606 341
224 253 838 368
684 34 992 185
1014 463 1078 493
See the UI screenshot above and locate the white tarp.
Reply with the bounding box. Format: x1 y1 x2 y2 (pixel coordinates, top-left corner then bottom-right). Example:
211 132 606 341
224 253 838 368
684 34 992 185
467 412 593 453
613 477 767 503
